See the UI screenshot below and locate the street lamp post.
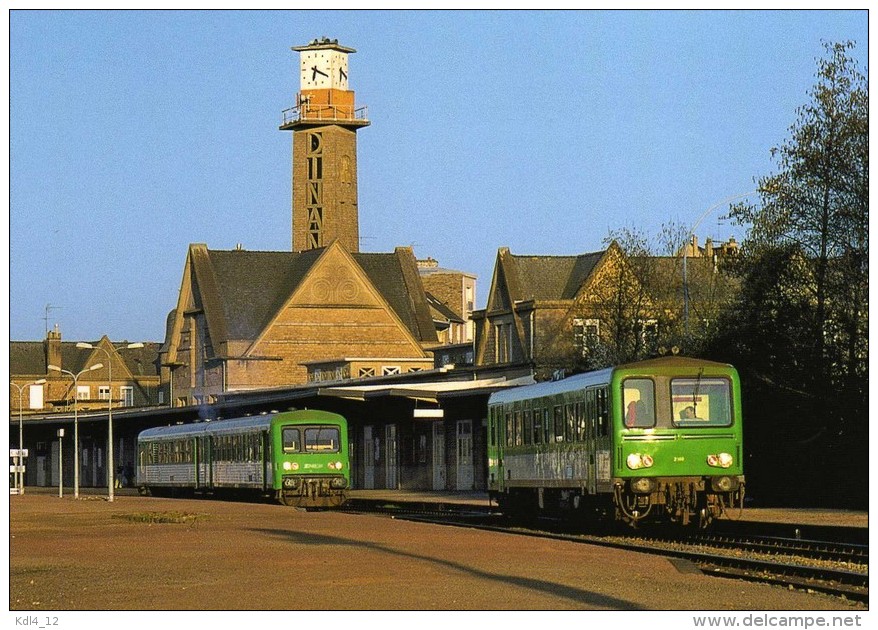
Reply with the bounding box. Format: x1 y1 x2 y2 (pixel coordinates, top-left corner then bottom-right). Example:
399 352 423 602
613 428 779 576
76 342 144 502
48 363 103 498
683 191 759 345
9 379 47 495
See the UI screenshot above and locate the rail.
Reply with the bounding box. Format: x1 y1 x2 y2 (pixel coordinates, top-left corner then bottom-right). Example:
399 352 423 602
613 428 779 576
281 104 369 126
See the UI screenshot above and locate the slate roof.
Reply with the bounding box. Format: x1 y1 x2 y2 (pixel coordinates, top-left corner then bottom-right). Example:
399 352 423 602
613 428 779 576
191 245 438 348
425 292 465 324
9 340 161 377
499 249 606 303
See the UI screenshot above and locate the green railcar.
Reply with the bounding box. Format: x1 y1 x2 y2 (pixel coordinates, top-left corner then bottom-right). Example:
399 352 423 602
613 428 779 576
487 357 744 527
137 409 350 508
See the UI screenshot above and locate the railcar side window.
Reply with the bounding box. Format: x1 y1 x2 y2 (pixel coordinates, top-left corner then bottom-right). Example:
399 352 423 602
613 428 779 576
575 402 586 441
488 408 496 447
533 407 543 444
513 411 523 446
523 409 533 446
282 428 301 453
671 378 732 427
622 378 656 428
304 427 341 453
553 406 564 443
505 412 513 447
564 404 575 442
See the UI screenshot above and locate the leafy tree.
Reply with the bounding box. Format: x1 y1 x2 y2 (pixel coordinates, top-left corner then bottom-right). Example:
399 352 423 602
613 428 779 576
717 41 868 506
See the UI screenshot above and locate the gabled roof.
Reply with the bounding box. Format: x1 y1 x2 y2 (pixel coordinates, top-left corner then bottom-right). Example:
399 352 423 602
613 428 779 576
496 247 607 303
9 339 161 377
425 292 465 324
178 243 438 350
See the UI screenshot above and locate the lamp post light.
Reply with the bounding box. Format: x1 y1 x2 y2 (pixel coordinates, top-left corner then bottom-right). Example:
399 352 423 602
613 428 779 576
76 342 144 502
683 191 759 346
48 363 103 498
9 379 47 495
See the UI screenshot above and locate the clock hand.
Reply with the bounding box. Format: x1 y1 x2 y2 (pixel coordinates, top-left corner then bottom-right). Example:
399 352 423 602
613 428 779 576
311 66 329 81
339 68 347 81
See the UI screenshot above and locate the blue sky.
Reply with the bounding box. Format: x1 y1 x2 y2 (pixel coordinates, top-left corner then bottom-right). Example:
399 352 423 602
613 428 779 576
7 9 869 343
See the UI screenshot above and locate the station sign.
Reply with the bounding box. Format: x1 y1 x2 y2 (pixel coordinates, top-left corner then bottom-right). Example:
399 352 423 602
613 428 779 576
9 449 29 458
413 409 443 419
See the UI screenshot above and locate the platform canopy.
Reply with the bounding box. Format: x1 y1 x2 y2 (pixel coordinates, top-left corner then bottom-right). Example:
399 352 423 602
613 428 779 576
317 375 534 403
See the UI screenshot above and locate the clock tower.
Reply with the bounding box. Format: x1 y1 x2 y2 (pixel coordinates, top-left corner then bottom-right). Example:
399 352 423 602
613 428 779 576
281 38 370 253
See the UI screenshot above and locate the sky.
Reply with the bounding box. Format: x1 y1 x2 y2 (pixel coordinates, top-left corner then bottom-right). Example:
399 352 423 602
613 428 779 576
5 9 870 343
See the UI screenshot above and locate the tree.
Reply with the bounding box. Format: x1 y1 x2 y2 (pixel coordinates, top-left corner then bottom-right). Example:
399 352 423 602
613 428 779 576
719 41 868 506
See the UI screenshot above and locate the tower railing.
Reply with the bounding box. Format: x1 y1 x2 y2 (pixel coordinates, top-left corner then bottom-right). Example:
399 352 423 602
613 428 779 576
281 104 369 126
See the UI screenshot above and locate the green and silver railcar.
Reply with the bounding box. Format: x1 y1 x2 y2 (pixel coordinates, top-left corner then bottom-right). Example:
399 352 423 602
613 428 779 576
487 357 744 526
137 409 349 507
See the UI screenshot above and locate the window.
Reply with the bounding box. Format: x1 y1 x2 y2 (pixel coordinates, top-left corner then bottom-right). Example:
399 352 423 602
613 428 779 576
99 386 111 401
623 378 656 428
282 428 301 453
596 387 609 436
119 386 133 407
532 407 543 444
513 411 522 446
381 366 401 376
495 322 511 363
304 427 340 453
77 385 90 401
671 378 732 427
573 318 600 357
358 367 376 378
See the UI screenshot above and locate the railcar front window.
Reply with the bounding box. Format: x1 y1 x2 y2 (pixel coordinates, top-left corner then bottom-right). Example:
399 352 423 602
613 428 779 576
282 428 301 453
623 378 656 428
671 378 732 426
304 427 341 453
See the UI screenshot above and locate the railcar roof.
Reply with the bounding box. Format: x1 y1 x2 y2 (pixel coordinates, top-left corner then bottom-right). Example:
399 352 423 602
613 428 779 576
489 368 614 405
138 414 275 439
138 409 347 440
488 357 736 406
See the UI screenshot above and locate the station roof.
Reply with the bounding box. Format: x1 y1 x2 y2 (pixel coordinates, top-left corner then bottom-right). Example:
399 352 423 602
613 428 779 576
317 375 534 403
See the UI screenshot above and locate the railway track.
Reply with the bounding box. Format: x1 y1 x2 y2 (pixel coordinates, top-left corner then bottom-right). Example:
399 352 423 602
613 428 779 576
342 499 868 605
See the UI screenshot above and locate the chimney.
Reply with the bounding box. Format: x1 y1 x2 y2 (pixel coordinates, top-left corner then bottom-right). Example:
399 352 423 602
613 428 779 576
46 324 62 371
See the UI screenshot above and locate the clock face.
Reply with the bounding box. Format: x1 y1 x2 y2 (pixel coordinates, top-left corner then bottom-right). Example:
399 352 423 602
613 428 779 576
300 49 349 90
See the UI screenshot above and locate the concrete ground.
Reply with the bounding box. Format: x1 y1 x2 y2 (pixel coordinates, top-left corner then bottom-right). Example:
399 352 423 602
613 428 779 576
9 492 864 613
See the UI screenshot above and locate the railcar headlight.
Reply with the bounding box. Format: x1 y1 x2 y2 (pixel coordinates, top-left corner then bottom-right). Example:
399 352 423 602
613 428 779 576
283 461 292 471
707 452 734 468
329 461 343 470
626 453 655 470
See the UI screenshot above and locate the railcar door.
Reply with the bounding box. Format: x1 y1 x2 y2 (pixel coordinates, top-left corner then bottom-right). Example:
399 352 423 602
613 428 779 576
585 388 598 495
